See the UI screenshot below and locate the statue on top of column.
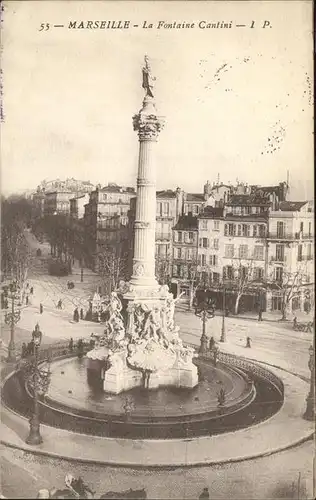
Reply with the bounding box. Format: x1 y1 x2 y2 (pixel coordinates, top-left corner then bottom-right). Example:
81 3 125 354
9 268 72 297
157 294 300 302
142 55 156 98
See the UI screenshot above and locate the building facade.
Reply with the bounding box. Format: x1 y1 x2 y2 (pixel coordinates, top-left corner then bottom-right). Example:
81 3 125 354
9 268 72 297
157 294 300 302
267 201 314 314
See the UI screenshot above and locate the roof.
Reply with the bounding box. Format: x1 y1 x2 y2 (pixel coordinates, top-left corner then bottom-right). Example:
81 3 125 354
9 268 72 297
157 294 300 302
173 215 198 230
156 190 177 199
186 193 205 202
199 207 224 219
99 184 135 193
227 194 271 206
278 201 307 212
69 194 87 201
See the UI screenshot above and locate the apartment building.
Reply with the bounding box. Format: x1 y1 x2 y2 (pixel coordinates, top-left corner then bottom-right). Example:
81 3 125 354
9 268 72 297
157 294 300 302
170 215 199 298
84 184 135 270
267 201 314 314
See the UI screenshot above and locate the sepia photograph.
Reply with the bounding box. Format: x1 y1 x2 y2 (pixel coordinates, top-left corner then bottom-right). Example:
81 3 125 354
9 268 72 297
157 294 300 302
0 1 314 499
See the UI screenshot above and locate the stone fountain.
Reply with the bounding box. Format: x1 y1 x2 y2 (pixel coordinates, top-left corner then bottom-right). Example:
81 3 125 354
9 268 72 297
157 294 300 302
86 56 198 394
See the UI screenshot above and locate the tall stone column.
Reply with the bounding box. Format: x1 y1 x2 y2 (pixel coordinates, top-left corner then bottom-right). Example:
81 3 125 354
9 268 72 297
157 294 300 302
130 89 165 290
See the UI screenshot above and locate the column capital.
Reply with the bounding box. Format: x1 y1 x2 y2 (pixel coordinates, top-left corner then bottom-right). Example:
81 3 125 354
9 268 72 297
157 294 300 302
133 112 165 141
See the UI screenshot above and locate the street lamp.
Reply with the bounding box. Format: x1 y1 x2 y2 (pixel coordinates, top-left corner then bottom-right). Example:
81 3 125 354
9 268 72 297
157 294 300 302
303 341 315 421
4 280 21 362
220 282 226 343
195 288 215 354
26 323 50 445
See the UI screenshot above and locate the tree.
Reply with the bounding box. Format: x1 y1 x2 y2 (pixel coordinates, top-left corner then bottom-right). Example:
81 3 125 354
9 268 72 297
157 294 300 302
188 259 201 309
224 259 256 315
98 244 129 295
273 265 310 320
155 251 172 285
1 197 32 288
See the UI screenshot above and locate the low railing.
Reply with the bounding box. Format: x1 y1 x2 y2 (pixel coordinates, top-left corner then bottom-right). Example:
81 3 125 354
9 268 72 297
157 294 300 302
199 350 284 396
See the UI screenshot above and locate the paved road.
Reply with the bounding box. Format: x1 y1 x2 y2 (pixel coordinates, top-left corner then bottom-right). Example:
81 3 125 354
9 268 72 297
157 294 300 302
1 440 314 499
1 231 314 499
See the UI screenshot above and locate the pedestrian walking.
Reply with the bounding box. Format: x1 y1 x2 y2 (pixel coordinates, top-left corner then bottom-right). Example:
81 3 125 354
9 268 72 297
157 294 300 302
26 295 29 305
30 286 34 295
69 337 74 351
246 336 251 348
80 308 84 320
199 487 210 500
39 303 43 314
21 342 27 358
77 338 84 358
258 307 263 321
209 336 215 351
73 308 79 322
57 299 63 309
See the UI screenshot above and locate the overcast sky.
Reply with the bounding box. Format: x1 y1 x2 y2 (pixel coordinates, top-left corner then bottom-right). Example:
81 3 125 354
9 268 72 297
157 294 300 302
1 1 313 199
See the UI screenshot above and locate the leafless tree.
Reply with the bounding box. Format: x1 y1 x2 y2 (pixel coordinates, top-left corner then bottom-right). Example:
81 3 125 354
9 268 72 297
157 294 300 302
155 251 172 285
1 198 32 290
272 263 311 320
224 259 256 315
98 245 129 295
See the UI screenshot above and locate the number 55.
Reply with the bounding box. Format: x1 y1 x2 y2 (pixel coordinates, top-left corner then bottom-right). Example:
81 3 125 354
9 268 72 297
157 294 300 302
39 23 50 31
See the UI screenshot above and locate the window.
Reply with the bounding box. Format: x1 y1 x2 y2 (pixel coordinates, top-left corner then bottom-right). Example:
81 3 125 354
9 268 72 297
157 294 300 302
307 243 312 260
213 220 220 231
300 221 304 234
188 231 194 242
275 267 283 282
177 248 182 259
225 223 236 236
157 202 163 216
178 232 182 243
254 267 264 280
277 221 285 238
209 255 218 266
223 266 234 280
253 225 257 237
242 224 250 237
225 244 234 258
103 194 107 201
308 222 312 237
213 272 220 283
184 204 189 215
172 265 177 277
213 239 219 250
258 225 266 238
200 220 208 230
163 202 169 216
297 245 303 261
272 295 282 311
187 248 193 260
254 245 264 260
201 254 207 266
239 245 248 259
200 237 209 248
276 244 285 262
237 224 242 236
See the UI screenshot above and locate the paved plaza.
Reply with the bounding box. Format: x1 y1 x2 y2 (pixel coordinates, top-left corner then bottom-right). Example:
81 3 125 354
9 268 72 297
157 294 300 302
1 236 315 498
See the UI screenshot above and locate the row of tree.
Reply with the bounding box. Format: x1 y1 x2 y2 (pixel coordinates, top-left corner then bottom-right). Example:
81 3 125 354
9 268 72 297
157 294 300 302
1 196 33 289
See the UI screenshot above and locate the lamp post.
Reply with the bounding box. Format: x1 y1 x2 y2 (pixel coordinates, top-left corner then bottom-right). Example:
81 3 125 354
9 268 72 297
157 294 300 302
26 323 50 445
303 340 315 421
195 288 215 354
220 283 226 343
4 280 21 362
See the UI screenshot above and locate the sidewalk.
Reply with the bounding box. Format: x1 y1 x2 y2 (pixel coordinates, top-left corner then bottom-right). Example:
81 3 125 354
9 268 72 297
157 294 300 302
1 359 313 467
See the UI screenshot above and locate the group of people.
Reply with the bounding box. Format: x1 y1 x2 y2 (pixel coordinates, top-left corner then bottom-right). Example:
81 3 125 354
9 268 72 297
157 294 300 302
73 307 85 322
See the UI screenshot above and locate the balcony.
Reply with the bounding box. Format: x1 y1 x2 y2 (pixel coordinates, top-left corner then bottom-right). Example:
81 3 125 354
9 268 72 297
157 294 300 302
268 232 313 240
270 256 287 263
155 233 171 241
